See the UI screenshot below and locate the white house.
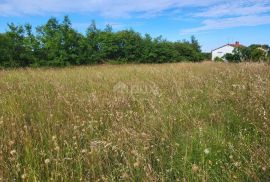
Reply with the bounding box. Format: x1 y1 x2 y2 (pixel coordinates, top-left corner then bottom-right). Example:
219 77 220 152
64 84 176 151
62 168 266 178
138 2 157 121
212 42 244 61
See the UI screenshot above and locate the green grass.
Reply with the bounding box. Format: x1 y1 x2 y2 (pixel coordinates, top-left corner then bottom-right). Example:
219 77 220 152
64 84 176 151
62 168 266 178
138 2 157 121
0 62 270 181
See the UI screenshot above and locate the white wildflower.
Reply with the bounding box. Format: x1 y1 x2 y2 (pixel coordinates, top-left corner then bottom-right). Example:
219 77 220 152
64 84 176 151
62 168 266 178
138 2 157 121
44 159 50 164
52 136 57 141
10 150 16 155
21 173 27 179
81 149 87 154
204 148 210 155
133 161 140 168
54 146 60 152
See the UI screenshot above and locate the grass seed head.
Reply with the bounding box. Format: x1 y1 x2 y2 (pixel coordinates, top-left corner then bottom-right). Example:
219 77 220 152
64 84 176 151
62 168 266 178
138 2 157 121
44 159 50 164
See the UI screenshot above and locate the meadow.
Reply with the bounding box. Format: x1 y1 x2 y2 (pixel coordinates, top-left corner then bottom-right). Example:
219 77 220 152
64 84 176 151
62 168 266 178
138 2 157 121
0 62 269 181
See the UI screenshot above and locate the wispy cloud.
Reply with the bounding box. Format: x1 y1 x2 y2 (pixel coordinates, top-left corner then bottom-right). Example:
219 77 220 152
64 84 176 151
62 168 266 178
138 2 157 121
0 0 223 17
1 0 270 33
181 0 270 34
192 0 270 18
181 15 270 34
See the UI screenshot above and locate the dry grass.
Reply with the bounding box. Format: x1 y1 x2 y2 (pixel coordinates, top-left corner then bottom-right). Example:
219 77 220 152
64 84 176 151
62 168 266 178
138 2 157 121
0 62 270 181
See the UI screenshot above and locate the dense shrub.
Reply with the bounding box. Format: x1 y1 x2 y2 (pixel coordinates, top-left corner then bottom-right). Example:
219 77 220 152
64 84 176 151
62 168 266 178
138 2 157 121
214 57 224 62
223 45 269 63
0 16 204 67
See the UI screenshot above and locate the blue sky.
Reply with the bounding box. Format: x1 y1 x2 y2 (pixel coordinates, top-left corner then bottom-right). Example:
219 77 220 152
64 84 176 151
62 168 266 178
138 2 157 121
1 0 270 52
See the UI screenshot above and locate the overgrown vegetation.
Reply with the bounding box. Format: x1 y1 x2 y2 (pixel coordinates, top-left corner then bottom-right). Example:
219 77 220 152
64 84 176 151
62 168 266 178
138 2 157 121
0 16 205 68
1 62 269 181
224 45 270 63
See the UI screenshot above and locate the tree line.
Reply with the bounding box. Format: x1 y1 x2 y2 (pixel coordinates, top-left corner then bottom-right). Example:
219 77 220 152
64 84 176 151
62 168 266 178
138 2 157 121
223 45 270 63
0 16 206 68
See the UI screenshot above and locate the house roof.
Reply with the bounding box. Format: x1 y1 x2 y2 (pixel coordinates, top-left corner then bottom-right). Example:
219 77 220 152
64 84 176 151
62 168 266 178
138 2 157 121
228 43 245 48
211 42 245 52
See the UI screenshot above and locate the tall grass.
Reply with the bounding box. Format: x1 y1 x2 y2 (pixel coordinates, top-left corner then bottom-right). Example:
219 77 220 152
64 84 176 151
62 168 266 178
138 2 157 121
0 62 269 181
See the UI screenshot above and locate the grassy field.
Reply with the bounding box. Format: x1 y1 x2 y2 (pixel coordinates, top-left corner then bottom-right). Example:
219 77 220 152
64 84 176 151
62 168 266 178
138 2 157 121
0 62 270 181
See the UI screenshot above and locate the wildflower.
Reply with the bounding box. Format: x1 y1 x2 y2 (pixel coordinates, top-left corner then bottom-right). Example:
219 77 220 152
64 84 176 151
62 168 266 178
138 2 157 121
234 162 240 167
44 159 50 164
143 146 150 150
262 166 267 171
112 146 117 151
54 146 60 152
121 172 129 179
21 173 27 179
232 84 237 88
63 157 73 161
10 150 16 155
228 143 234 150
204 148 210 155
192 164 199 173
229 155 233 159
52 136 57 141
131 150 138 156
133 161 140 168
141 132 147 138
9 140 15 146
81 149 87 154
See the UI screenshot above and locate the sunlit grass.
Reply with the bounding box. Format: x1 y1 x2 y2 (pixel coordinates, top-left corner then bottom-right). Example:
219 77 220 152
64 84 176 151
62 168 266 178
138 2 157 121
0 62 270 181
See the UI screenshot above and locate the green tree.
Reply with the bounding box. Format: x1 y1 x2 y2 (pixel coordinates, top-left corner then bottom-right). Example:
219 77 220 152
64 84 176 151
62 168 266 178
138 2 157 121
191 35 201 52
115 30 143 62
140 34 156 63
1 23 34 67
0 16 206 67
173 41 202 62
36 17 62 66
85 20 103 63
36 16 83 66
23 24 39 66
0 33 11 67
60 16 83 65
223 48 241 63
251 49 266 62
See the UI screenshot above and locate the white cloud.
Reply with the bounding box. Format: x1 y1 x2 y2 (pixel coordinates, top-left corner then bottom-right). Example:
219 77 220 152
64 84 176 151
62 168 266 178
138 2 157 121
181 15 270 34
181 0 270 34
1 0 270 33
0 0 223 17
193 0 270 18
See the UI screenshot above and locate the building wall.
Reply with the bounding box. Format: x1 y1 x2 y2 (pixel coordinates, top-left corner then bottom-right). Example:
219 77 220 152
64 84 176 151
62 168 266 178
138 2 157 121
212 45 234 61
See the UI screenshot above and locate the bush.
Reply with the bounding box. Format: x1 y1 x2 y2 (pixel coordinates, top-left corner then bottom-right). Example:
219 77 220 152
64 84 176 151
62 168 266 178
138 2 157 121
0 16 204 68
214 57 224 62
202 52 211 60
223 53 241 63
